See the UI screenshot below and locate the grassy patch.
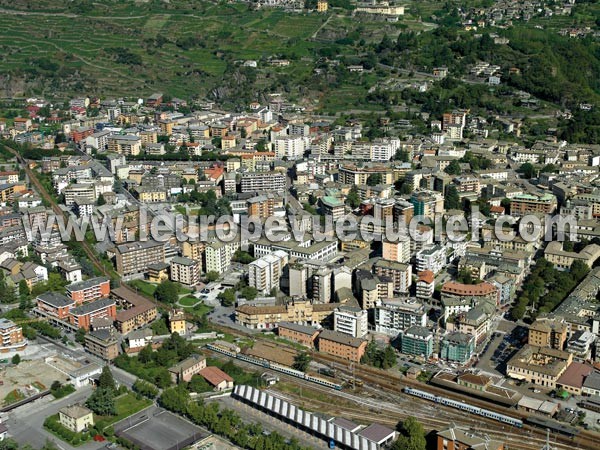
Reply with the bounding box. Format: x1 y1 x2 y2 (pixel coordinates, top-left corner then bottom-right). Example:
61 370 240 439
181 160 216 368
96 393 152 429
3 389 25 405
179 295 199 307
128 280 157 298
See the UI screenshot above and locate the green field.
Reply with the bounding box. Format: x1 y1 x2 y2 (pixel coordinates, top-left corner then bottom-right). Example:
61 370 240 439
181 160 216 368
128 280 157 298
179 295 199 307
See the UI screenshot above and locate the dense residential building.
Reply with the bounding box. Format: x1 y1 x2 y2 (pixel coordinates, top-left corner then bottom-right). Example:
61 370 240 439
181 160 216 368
84 329 119 360
373 298 427 336
400 326 434 359
36 292 75 321
112 241 165 277
65 277 111 304
248 250 288 294
240 172 286 193
170 256 201 287
415 245 446 275
528 317 568 350
510 193 557 217
317 329 367 362
204 240 240 274
107 135 142 155
440 332 475 364
544 242 600 270
373 259 412 294
334 306 368 338
0 318 26 352
382 239 411 263
112 287 159 334
416 270 435 300
69 298 117 331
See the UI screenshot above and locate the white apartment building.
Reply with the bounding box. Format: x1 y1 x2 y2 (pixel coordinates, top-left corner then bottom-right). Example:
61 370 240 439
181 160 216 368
204 241 240 274
248 250 289 294
415 245 446 275
273 136 309 160
374 298 427 336
334 306 368 338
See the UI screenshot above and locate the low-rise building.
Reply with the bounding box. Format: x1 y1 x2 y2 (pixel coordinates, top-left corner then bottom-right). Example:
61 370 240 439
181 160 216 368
436 426 504 450
84 329 119 361
69 298 117 331
58 405 94 433
277 322 320 347
506 345 573 389
317 329 367 362
169 354 207 384
199 366 234 391
168 309 187 335
0 318 26 352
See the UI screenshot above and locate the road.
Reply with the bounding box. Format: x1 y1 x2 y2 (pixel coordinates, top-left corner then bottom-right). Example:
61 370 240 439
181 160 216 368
4 385 102 450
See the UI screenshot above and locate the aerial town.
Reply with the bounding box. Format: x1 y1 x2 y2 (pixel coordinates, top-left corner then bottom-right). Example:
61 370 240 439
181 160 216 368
0 1 598 450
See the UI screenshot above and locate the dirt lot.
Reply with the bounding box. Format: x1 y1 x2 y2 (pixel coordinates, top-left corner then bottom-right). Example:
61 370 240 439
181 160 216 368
0 359 67 405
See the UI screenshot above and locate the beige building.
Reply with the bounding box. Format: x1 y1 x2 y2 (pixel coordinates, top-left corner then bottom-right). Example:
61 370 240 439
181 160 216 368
107 135 141 156
236 299 339 330
169 355 207 384
528 317 568 350
170 256 201 287
506 345 573 388
544 242 600 270
135 186 167 203
58 405 94 433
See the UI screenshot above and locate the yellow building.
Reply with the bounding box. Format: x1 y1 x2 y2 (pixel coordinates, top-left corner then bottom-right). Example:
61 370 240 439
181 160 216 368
58 405 94 433
528 317 568 350
169 309 187 335
317 0 328 12
135 187 167 203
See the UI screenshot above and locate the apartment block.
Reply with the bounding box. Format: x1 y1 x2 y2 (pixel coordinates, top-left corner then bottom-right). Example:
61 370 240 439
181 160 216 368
113 240 165 276
170 256 201 287
69 298 117 331
107 135 142 156
334 306 368 338
248 250 288 294
240 172 286 193
0 318 26 352
66 277 111 304
374 298 427 336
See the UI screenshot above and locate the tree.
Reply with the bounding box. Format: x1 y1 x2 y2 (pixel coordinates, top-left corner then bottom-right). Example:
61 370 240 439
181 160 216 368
86 387 116 416
188 375 211 393
155 280 180 304
218 288 236 307
346 185 361 208
366 173 383 186
240 286 258 301
232 250 254 264
97 193 106 206
98 366 116 392
444 185 461 210
205 271 220 282
519 162 535 179
444 159 462 175
75 327 86 344
11 354 20 365
392 417 426 450
292 352 311 372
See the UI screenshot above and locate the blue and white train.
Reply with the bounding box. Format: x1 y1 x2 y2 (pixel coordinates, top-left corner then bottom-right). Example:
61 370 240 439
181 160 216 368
403 387 523 428
206 343 343 390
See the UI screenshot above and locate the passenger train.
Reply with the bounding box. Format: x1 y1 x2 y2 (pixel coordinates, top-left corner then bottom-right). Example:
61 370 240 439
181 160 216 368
403 387 524 428
206 343 343 390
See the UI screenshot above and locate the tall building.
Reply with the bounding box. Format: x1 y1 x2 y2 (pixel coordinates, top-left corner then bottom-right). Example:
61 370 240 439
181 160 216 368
415 245 446 275
400 326 434 358
288 263 308 297
382 239 411 263
334 306 368 338
112 241 165 277
0 318 26 352
528 317 568 350
373 259 412 294
204 240 240 274
170 256 201 287
311 266 333 303
248 250 288 294
416 270 435 300
440 332 475 364
240 172 286 193
410 190 444 219
374 298 427 336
